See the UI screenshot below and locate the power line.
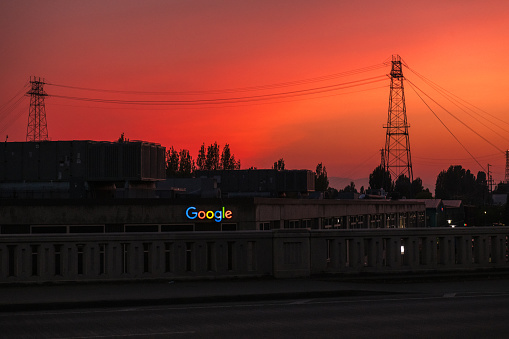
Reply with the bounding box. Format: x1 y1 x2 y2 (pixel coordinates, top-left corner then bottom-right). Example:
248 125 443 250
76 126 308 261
48 84 388 111
49 76 388 106
0 95 26 123
414 153 501 161
407 80 486 171
0 82 29 111
405 67 509 143
0 105 26 136
405 66 509 129
46 63 387 95
406 78 505 155
339 149 381 182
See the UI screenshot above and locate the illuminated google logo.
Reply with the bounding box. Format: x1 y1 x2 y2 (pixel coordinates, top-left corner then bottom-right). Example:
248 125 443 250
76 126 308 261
185 206 233 223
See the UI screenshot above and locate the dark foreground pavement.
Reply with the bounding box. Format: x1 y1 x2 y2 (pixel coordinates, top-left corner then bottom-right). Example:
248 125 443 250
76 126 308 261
2 273 509 312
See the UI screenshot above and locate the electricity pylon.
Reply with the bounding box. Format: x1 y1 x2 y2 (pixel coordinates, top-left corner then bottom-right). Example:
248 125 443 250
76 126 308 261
26 76 49 142
505 150 509 183
384 55 413 183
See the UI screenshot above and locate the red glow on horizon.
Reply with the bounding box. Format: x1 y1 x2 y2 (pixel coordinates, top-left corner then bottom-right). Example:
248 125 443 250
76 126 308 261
1 1 509 190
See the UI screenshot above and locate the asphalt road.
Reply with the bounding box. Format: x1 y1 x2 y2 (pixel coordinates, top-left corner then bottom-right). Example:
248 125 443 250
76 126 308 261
2 292 509 338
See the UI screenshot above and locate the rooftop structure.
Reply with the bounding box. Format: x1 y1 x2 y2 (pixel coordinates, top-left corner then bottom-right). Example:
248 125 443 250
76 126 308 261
0 140 165 198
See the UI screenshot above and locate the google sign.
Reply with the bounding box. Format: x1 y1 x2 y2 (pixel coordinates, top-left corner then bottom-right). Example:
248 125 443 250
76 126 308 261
185 206 233 223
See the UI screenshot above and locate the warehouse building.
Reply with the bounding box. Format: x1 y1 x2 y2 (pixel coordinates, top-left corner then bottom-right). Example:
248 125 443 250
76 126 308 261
0 197 426 235
0 140 166 198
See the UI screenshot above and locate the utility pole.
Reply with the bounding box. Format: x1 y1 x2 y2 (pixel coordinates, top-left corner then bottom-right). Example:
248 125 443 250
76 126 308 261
384 55 413 183
487 163 493 194
26 76 49 142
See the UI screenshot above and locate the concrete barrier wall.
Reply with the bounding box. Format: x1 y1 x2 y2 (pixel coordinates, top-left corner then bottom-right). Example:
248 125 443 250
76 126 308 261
310 228 509 275
1 228 509 283
0 232 274 283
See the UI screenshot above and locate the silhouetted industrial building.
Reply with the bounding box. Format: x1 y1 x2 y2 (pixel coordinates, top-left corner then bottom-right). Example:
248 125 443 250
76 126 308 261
0 197 426 235
0 140 165 198
195 169 315 197
1 141 429 235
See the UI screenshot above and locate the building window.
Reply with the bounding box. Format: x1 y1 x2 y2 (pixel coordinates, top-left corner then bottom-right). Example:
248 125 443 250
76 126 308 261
409 212 417 227
399 214 407 228
387 214 396 228
323 217 333 229
358 216 365 228
221 223 237 231
125 224 159 232
418 212 425 227
259 222 270 230
349 216 358 229
302 219 312 229
161 224 194 232
287 220 301 229
334 217 343 229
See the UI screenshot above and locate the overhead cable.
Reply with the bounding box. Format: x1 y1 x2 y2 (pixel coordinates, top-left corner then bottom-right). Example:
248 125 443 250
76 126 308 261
45 63 387 95
49 76 388 106
405 65 509 129
406 78 505 155
407 81 486 172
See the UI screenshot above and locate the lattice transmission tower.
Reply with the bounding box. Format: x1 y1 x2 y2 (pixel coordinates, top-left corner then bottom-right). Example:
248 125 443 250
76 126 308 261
26 76 49 142
384 55 413 183
505 150 509 183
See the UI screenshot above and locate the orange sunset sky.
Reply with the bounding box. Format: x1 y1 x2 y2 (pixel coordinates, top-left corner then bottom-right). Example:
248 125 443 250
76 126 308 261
1 0 509 191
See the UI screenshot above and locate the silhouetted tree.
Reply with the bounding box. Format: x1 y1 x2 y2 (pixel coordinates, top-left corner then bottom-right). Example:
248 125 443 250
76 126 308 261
166 147 195 177
196 144 206 170
273 158 285 170
325 187 339 199
415 189 433 199
315 162 329 191
205 142 220 170
435 165 486 204
342 181 357 193
411 177 433 198
220 144 234 170
220 143 240 170
179 149 195 177
393 175 431 199
411 177 423 195
475 171 489 204
395 175 412 198
166 147 179 177
368 165 392 192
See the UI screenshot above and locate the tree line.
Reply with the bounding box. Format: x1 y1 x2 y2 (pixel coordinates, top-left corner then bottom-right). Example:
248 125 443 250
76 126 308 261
365 164 489 204
271 158 329 192
322 163 490 205
166 150 330 193
165 142 491 206
166 142 240 177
